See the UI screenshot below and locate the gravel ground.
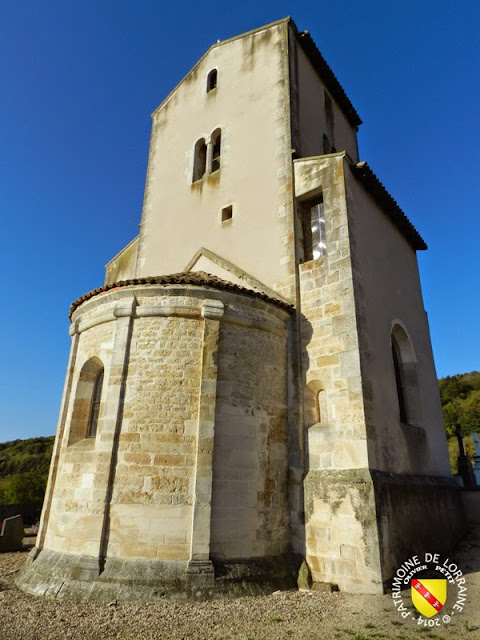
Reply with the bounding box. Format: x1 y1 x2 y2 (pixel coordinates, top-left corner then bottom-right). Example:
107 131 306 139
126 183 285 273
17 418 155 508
0 532 479 640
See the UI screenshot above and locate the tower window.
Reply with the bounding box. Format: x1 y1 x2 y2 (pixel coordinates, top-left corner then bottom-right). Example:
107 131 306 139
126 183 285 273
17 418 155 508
87 369 104 438
207 69 218 93
301 196 326 262
391 337 408 424
221 205 233 222
391 325 422 426
193 138 207 182
211 128 221 172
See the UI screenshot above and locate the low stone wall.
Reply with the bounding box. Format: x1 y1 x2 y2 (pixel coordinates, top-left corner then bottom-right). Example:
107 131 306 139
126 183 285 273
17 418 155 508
372 471 466 584
460 489 480 525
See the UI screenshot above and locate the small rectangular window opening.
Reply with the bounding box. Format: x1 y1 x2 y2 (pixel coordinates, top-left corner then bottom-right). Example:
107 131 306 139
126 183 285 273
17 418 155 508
221 205 233 223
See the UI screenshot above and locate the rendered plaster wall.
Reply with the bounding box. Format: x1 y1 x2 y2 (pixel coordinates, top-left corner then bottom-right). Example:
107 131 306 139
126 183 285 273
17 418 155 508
136 20 296 302
344 167 451 477
104 237 139 285
288 25 359 163
294 154 382 593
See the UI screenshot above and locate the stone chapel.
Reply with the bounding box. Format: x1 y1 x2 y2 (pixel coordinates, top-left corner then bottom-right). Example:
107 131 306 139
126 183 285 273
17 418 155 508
18 17 464 600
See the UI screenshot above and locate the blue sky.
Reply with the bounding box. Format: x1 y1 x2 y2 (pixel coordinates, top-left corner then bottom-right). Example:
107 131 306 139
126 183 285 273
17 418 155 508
1 1 479 440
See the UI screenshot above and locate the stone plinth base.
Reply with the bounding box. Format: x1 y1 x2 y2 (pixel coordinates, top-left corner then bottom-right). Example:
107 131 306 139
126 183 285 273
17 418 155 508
304 469 466 593
16 548 295 602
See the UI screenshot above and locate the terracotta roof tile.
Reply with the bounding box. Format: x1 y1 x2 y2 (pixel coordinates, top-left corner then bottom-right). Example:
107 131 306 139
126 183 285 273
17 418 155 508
69 271 294 319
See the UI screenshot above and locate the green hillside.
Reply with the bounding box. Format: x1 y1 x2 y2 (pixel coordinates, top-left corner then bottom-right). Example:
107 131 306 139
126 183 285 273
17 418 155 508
0 436 54 504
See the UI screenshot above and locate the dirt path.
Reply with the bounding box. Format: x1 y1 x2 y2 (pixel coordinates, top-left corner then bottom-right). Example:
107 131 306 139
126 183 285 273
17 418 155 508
0 530 479 640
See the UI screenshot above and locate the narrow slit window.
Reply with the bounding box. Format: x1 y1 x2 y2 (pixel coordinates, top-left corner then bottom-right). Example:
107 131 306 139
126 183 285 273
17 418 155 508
193 138 207 182
211 129 221 172
87 369 104 438
391 337 408 424
207 69 218 93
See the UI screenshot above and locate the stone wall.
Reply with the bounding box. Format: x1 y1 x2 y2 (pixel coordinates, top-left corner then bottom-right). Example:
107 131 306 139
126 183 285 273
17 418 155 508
19 280 292 600
211 321 289 559
294 153 464 592
294 154 382 593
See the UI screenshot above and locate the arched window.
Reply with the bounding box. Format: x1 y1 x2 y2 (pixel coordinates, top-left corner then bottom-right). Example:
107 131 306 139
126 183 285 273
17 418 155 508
87 369 104 438
207 69 218 93
68 358 104 444
391 336 408 424
391 325 421 426
211 128 221 172
193 138 207 182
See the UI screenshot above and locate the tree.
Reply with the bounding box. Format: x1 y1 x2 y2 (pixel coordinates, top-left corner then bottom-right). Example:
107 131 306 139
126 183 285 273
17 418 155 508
0 471 48 504
461 389 480 436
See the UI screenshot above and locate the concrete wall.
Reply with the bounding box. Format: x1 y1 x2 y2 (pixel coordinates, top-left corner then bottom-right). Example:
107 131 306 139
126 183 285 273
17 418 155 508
136 20 296 302
344 165 450 476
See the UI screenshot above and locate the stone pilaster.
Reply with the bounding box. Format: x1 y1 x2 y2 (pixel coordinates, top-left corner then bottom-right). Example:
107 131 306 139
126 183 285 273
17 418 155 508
187 299 224 577
29 320 81 562
68 298 136 577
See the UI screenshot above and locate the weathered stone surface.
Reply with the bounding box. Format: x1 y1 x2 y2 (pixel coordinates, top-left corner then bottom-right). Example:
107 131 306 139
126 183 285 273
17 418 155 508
297 559 312 591
17 548 295 602
19 283 292 601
